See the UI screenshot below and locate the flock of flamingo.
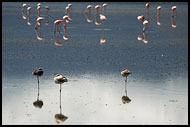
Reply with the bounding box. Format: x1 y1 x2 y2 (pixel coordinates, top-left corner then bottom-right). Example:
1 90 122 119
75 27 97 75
21 3 177 45
137 3 177 43
22 2 177 123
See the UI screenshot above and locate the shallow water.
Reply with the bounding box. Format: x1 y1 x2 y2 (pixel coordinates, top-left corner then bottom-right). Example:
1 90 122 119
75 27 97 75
2 2 188 125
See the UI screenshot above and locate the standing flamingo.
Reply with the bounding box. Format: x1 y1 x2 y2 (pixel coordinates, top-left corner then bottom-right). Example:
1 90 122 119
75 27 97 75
171 6 176 17
121 68 131 104
26 7 32 25
22 3 27 19
35 17 44 29
54 73 68 123
32 68 43 85
63 15 69 40
157 6 162 25
99 14 107 44
137 15 144 41
53 20 63 33
94 5 101 25
137 15 144 31
33 67 43 109
45 6 50 16
22 3 27 12
85 5 93 23
102 3 107 15
143 20 149 32
37 4 41 17
145 3 149 22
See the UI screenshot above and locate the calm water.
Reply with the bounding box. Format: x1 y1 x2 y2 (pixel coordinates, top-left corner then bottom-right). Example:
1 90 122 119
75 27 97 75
2 2 188 125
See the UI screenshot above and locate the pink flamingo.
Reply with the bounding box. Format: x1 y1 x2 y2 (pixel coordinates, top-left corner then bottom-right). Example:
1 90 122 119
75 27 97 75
94 5 101 25
85 5 93 23
22 3 27 19
37 4 41 17
143 20 149 32
63 15 69 40
171 6 176 17
35 17 44 30
53 20 63 33
27 7 32 25
99 14 107 44
102 3 107 15
145 3 149 22
22 3 27 12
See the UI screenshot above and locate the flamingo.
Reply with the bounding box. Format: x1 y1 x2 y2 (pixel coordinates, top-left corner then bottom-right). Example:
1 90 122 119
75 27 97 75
102 3 107 15
171 6 176 17
143 20 149 32
54 73 68 84
121 68 131 104
85 5 93 23
22 3 27 12
27 7 32 25
99 14 107 44
94 5 101 25
22 3 27 19
37 4 41 17
45 6 50 17
54 73 68 123
35 17 44 30
145 3 149 22
62 15 69 40
53 20 63 33
32 68 43 85
85 5 92 14
33 67 43 109
27 7 31 16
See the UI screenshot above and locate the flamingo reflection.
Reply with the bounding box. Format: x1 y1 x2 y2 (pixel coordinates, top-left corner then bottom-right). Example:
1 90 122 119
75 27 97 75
100 14 107 44
32 68 44 108
121 68 131 104
54 73 68 123
171 15 176 28
157 6 162 25
54 28 63 46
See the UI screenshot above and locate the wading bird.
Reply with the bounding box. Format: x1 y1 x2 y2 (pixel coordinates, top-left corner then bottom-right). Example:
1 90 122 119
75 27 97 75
53 20 63 33
54 73 68 123
94 5 101 25
121 68 131 104
102 3 107 15
171 6 176 17
143 20 149 32
32 68 43 85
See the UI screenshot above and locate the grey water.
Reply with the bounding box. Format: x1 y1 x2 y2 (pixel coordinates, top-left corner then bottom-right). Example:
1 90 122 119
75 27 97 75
2 2 188 125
